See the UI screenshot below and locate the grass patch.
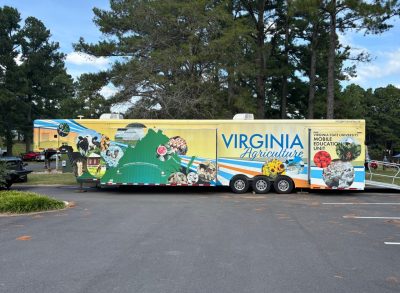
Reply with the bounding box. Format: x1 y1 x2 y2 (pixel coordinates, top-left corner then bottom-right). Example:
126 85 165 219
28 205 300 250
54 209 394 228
366 167 400 186
0 141 32 156
0 190 65 214
13 142 28 156
18 173 77 185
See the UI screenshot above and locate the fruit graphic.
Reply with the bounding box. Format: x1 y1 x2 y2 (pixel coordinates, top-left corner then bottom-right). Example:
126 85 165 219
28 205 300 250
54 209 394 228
168 136 188 155
313 151 331 168
156 145 168 156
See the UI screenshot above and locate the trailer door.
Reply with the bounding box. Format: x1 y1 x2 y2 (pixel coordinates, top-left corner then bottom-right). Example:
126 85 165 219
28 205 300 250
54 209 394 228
308 126 365 190
161 128 218 186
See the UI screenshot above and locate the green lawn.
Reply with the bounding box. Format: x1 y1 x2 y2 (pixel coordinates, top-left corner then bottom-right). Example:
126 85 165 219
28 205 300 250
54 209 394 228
17 173 78 185
0 141 30 156
0 190 65 214
13 142 28 156
366 167 400 186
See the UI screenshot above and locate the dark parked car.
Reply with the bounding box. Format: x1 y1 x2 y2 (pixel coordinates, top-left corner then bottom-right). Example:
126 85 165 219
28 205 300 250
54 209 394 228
0 157 32 189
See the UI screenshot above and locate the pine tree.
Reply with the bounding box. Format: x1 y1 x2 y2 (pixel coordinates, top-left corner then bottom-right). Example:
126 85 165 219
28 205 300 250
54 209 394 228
20 16 74 151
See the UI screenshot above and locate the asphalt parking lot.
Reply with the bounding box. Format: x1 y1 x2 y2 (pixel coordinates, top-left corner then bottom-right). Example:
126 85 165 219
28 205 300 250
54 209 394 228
1 186 400 293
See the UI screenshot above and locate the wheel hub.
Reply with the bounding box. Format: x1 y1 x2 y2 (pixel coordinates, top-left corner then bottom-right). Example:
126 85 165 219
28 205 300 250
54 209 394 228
256 180 268 191
278 180 289 191
234 179 245 191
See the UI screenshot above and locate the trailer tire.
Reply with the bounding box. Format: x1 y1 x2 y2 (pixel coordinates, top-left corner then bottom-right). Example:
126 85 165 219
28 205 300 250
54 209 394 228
274 176 294 194
252 176 271 194
230 175 249 194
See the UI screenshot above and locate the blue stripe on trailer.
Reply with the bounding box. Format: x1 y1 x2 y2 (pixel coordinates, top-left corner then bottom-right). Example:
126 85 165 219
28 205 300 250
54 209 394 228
354 170 366 182
311 169 323 178
301 166 308 174
310 167 365 182
218 170 234 181
218 158 264 168
180 163 196 172
112 141 129 148
34 120 84 133
34 120 60 128
65 119 88 130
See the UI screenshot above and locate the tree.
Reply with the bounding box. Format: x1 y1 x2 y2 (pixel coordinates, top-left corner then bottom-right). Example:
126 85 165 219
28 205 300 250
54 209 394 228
61 72 110 119
293 0 328 118
0 6 73 153
0 6 24 155
365 85 400 159
323 0 399 118
76 0 249 119
19 16 74 151
231 0 283 118
335 83 366 119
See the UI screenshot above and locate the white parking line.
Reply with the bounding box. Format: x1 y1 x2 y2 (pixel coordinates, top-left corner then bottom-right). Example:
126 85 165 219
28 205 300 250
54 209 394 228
323 203 400 205
384 242 400 245
343 216 400 219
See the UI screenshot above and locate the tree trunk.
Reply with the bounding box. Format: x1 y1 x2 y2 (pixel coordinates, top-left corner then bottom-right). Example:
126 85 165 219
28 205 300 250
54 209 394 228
308 24 318 119
25 100 32 152
227 0 236 115
255 1 266 119
5 129 13 156
256 71 266 119
308 49 316 119
281 9 290 119
227 65 235 112
281 77 288 119
327 0 336 119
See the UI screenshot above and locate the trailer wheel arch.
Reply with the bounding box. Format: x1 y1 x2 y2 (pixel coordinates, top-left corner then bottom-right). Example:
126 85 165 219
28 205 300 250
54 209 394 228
229 175 250 193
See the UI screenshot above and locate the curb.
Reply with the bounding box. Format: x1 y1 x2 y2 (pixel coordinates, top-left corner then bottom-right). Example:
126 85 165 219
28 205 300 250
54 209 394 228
0 201 74 218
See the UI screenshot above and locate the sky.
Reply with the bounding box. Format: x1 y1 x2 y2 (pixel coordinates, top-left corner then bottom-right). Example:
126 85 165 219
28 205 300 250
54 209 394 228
1 0 400 96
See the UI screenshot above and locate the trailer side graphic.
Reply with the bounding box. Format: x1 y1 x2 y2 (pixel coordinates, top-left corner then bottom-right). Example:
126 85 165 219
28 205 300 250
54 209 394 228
33 119 365 193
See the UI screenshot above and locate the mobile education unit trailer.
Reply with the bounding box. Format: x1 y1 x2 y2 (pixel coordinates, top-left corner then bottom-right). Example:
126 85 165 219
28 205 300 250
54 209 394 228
33 118 365 193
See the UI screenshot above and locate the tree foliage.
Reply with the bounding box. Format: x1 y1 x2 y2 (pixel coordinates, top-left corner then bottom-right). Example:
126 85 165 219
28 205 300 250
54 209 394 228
0 6 74 153
1 2 400 157
61 72 111 119
73 0 400 155
76 0 254 119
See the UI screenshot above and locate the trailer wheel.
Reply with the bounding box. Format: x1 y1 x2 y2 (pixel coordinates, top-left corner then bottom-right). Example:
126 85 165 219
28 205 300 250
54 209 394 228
252 176 271 194
274 176 294 194
230 175 249 194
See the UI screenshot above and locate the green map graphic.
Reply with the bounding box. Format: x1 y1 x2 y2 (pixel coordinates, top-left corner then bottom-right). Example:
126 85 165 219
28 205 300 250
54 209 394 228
100 129 181 184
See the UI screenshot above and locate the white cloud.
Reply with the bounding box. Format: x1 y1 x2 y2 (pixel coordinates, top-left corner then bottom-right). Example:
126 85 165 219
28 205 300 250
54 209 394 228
66 52 109 68
338 33 352 47
386 49 400 73
100 85 118 98
14 53 23 66
351 49 400 85
338 32 368 53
